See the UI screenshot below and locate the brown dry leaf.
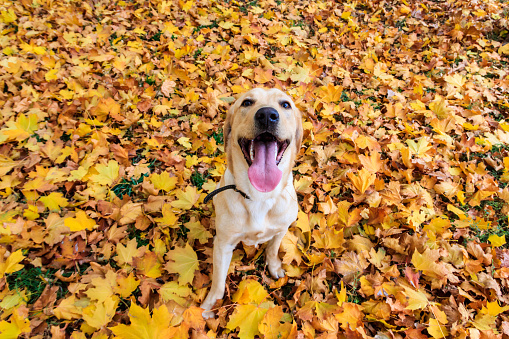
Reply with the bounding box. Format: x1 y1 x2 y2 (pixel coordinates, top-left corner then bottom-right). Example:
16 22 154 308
2 0 508 337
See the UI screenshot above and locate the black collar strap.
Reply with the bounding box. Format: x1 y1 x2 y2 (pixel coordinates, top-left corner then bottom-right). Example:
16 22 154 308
204 184 250 203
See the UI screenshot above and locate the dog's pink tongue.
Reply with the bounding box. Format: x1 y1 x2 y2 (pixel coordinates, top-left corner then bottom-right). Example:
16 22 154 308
248 140 282 192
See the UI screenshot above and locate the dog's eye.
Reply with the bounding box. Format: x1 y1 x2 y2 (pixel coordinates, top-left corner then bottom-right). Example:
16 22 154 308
280 101 291 109
241 99 253 107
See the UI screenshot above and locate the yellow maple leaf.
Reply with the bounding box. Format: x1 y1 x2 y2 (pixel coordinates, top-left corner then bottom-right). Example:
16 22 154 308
53 295 88 320
347 168 376 194
159 281 191 305
184 220 212 244
318 196 337 214
296 300 340 321
180 0 194 12
312 228 344 249
341 11 351 20
428 318 449 338
296 211 310 233
45 68 59 81
457 190 466 205
488 234 506 247
423 217 450 236
150 171 177 192
406 138 433 159
89 160 120 186
499 43 509 55
82 297 119 330
444 73 465 88
335 281 347 306
258 306 295 339
115 273 140 299
135 251 162 278
463 122 479 130
290 65 312 83
468 190 495 207
0 9 17 23
118 202 143 226
0 114 39 142
226 303 271 339
86 273 116 302
23 204 40 220
171 186 200 210
337 200 362 228
164 243 198 285
429 95 450 119
233 280 269 305
91 97 121 122
253 68 273 84
318 83 343 103
335 303 364 330
402 286 429 310
153 103 173 115
182 306 205 331
0 292 25 310
480 301 509 316
411 248 445 279
358 152 382 173
0 249 25 278
109 303 174 339
177 137 191 149
115 239 141 268
281 231 303 265
39 192 69 211
434 180 461 200
410 100 427 112
64 210 97 232
0 155 19 176
155 204 179 228
0 307 30 339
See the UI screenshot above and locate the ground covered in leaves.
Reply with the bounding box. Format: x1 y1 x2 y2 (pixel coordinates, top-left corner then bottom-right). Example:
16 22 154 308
0 0 509 337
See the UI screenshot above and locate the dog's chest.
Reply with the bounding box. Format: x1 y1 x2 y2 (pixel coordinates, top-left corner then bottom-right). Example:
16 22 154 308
241 227 280 247
239 199 289 247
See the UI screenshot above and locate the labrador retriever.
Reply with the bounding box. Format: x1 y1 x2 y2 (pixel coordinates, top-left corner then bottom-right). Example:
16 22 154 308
200 88 303 318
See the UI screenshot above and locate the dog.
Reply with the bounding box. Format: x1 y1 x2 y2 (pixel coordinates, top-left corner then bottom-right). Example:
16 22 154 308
200 88 303 318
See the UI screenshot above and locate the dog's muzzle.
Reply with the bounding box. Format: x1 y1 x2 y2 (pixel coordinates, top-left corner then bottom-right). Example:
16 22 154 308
255 107 279 131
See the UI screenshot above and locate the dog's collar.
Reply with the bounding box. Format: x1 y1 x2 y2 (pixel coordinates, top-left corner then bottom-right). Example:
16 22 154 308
204 185 251 203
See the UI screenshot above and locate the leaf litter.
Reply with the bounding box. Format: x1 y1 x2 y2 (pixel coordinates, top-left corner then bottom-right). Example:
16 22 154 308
0 0 508 337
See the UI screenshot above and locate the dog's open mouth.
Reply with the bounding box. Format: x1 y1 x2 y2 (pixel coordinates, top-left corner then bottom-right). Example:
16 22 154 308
238 133 290 192
239 133 289 167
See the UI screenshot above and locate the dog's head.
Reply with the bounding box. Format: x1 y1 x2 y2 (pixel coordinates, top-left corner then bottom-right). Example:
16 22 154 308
223 88 302 193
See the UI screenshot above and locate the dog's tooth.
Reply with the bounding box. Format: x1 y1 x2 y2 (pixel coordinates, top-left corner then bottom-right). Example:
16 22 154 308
250 142 254 161
275 144 278 160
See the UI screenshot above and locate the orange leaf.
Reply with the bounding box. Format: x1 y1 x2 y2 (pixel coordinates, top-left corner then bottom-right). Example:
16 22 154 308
347 168 376 194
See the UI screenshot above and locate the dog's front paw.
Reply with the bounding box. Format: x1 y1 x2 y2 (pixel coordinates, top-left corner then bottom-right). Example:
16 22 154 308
268 260 285 279
202 309 215 319
201 296 218 319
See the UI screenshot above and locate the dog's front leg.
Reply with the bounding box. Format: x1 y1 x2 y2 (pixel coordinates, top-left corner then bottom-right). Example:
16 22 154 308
266 230 287 279
201 238 235 318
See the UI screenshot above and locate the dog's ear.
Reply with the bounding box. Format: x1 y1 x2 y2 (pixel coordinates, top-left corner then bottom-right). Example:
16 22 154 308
294 109 303 153
223 105 234 149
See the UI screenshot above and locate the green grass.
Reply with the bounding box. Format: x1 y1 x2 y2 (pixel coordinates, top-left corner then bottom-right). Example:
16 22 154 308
145 76 156 86
112 173 149 198
211 130 224 145
192 20 219 34
128 225 150 246
191 171 209 189
471 198 509 247
6 266 73 304
193 48 203 59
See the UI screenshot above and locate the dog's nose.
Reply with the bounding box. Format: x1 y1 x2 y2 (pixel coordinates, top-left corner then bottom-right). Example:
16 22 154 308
255 107 279 129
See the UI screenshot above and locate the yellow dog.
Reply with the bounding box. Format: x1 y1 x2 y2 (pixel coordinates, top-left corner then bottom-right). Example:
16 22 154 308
201 88 303 318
